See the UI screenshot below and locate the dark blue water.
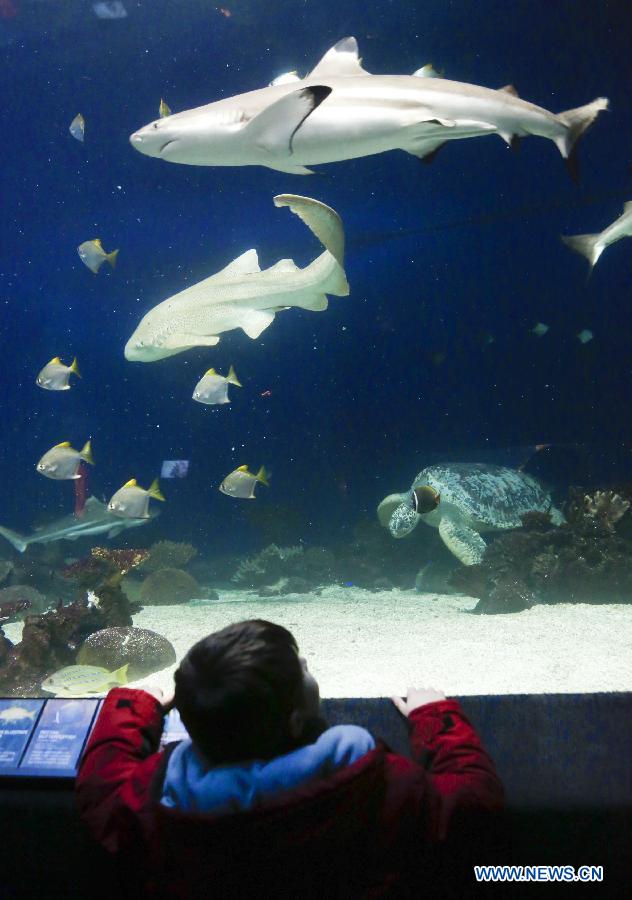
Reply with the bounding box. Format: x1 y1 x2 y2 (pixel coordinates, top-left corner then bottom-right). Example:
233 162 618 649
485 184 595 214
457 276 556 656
1 0 631 553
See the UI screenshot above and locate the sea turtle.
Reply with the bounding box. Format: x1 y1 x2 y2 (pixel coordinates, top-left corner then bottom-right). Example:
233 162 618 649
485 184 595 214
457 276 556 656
377 462 564 565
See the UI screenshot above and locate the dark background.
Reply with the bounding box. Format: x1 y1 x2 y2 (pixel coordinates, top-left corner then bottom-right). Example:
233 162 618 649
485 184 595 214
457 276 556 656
1 0 630 554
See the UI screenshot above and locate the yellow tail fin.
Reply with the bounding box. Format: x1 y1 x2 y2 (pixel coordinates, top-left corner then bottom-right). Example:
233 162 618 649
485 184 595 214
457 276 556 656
256 466 269 486
70 358 81 377
227 365 242 387
80 440 94 465
111 664 129 685
107 248 119 269
148 478 165 501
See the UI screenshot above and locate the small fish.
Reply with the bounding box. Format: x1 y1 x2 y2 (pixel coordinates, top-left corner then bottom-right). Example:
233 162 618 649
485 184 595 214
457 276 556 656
269 71 301 87
36 356 80 391
192 365 242 405
561 201 632 270
577 329 594 344
42 664 129 698
0 706 37 723
412 486 440 514
77 239 119 274
108 478 165 518
69 113 85 142
219 465 269 499
159 98 171 118
412 63 444 79
36 440 94 481
531 322 549 337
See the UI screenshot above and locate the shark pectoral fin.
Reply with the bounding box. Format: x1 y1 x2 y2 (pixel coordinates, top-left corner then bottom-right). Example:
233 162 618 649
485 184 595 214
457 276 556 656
161 333 221 349
0 525 28 553
438 517 486 566
240 309 276 339
246 86 332 155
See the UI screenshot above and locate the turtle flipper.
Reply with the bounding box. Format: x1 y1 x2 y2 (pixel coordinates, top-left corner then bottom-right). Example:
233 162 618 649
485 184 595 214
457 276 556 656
377 492 407 527
438 516 486 565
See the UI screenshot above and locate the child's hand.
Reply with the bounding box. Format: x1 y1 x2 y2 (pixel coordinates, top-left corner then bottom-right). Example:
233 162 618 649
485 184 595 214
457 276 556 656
142 685 175 710
391 686 446 716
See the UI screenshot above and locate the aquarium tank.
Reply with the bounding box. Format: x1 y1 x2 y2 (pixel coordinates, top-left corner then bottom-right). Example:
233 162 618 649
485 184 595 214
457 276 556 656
1 0 630 701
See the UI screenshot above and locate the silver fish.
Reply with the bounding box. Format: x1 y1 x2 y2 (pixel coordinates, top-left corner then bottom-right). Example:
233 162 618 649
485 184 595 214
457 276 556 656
219 465 269 500
130 36 607 176
531 322 549 337
577 329 594 344
0 496 158 554
562 200 632 270
107 478 165 518
192 365 242 405
77 239 119 274
36 440 93 481
36 356 80 391
69 113 85 142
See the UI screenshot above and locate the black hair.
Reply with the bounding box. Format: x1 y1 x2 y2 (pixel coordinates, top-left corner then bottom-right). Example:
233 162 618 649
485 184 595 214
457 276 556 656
173 619 304 764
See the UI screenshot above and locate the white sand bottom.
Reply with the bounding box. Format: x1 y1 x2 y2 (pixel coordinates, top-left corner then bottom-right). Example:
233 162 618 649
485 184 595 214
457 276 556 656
129 587 632 698
5 587 631 697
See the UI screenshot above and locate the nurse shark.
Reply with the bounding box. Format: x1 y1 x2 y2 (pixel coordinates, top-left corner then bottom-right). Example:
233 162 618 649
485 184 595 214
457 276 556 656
130 37 608 176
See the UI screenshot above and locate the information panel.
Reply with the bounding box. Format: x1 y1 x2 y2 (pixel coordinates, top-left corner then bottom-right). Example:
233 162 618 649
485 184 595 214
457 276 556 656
0 698 101 778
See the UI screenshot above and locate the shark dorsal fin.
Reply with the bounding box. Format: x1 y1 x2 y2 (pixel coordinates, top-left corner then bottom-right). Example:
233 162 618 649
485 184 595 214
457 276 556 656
308 37 369 78
623 201 632 214
499 84 519 97
122 478 138 488
214 249 261 279
54 441 72 448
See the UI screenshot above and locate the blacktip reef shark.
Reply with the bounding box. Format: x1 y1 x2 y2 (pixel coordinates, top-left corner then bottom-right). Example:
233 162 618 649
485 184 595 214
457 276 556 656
562 200 632 270
0 496 158 553
124 194 348 361
130 37 608 176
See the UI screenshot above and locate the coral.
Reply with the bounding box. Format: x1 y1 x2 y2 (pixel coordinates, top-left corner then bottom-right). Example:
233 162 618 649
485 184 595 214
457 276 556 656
0 597 31 626
61 548 145 627
139 540 197 574
0 597 106 696
520 511 554 532
231 544 304 588
77 626 176 679
139 568 201 605
0 585 47 616
451 490 632 613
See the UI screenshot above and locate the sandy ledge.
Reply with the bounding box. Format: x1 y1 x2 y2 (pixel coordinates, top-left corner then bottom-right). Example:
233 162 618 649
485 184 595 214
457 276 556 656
5 587 631 698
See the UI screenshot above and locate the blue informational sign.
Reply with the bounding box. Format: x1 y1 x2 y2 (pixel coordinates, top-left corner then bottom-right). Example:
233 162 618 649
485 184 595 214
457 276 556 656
0 698 101 778
0 699 45 768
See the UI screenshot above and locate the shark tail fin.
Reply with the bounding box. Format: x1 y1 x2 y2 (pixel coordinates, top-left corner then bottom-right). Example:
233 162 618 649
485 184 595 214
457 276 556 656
148 479 165 501
80 440 94 465
555 97 609 178
561 233 604 269
226 365 242 387
0 525 29 553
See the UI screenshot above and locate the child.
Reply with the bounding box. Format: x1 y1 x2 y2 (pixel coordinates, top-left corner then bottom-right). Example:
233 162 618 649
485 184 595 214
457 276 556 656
76 619 503 897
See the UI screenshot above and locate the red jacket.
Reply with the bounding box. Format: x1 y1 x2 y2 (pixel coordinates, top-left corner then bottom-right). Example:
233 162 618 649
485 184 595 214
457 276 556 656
76 689 503 898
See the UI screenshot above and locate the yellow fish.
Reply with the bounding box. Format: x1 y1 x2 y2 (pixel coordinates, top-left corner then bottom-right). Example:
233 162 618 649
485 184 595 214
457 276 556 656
36 356 80 391
77 239 119 274
42 664 129 697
